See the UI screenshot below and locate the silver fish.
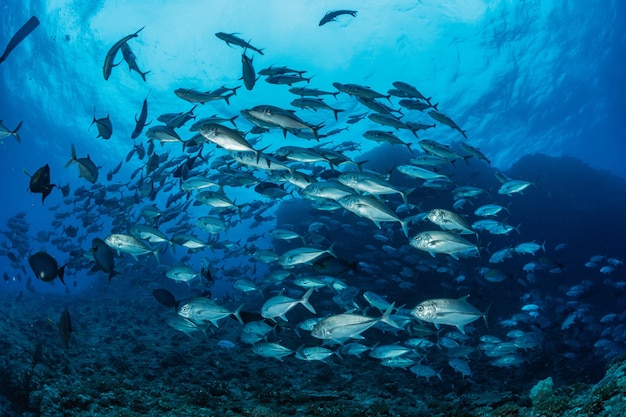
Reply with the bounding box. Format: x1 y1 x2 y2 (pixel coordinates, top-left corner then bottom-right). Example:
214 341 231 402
411 295 490 334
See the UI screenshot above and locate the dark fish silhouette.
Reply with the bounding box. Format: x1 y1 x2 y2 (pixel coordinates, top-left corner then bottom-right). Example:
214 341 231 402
0 16 40 64
103 26 145 80
215 32 264 55
132 90 152 138
92 237 120 281
90 107 113 139
24 163 56 203
152 288 177 309
58 308 72 350
28 251 66 284
120 41 150 81
319 10 357 26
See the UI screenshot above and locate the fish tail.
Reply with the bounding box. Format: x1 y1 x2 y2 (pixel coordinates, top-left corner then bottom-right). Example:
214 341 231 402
58 264 67 286
400 219 409 238
326 241 337 258
232 304 244 325
381 303 402 329
108 270 121 282
12 120 23 143
64 144 77 168
152 248 160 264
229 115 239 127
482 302 492 328
140 70 150 82
300 288 316 314
332 109 344 121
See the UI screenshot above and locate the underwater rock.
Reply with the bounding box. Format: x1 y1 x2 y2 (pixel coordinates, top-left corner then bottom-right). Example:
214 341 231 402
530 376 553 406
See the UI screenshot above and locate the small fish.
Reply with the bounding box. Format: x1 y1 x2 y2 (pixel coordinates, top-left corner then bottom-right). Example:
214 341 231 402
89 107 113 139
241 51 257 90
58 308 72 350
409 231 478 260
64 144 99 183
24 164 56 203
215 32 264 55
319 10 358 26
120 41 150 81
104 233 159 262
428 110 467 138
261 288 316 321
132 90 152 139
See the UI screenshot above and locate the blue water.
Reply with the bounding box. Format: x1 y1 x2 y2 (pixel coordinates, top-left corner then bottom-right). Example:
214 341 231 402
1 1 625 415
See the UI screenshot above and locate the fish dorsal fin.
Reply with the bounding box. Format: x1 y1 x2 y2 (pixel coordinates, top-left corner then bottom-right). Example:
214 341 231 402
459 295 470 302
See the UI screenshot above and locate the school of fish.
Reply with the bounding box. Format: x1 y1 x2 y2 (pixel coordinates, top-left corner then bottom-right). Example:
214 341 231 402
1 9 624 383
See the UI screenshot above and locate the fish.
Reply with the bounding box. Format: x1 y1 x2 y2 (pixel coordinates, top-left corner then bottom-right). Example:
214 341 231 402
28 251 66 284
92 237 119 281
198 123 259 156
459 142 490 165
104 233 160 262
132 90 152 139
152 288 178 309
177 297 243 327
362 130 412 152
58 308 72 350
265 74 312 86
24 164 56 203
398 99 438 112
64 144 99 183
391 81 431 103
251 342 293 361
339 171 412 204
498 179 533 196
427 209 475 235
277 243 337 268
290 98 344 121
515 241 546 255
146 125 182 146
89 107 112 139
319 10 358 26
0 16 40 64
411 295 490 334
120 41 150 81
261 288 316 321
166 264 199 283
241 51 257 90
311 304 400 341
474 204 509 217
167 315 208 340
338 194 409 237
428 110 467 138
215 32 264 55
103 26 145 80
289 87 339 98
247 105 322 140
174 88 233 105
409 231 478 260
0 120 23 143
259 65 307 76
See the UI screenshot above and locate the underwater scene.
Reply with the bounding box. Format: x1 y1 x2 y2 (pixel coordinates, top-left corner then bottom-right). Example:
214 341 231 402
1 1 625 416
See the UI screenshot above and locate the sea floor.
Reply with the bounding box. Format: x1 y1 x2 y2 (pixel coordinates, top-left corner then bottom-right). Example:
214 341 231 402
1 283 625 417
